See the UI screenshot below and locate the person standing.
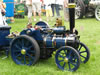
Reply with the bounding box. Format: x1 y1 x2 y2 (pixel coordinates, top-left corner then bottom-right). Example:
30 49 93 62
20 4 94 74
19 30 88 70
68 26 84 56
51 0 60 17
51 0 55 17
55 0 61 17
32 0 43 21
0 1 6 12
63 0 69 21
26 0 32 23
0 1 7 26
44 0 52 21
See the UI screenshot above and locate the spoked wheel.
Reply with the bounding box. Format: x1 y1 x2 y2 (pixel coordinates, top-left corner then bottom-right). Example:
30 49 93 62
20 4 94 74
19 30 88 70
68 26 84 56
10 35 40 65
55 46 80 71
75 0 85 19
95 5 100 21
77 42 90 63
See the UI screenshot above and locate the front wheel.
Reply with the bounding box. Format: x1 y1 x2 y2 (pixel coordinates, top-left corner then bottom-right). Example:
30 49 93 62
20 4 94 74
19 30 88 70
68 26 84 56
95 5 100 21
55 46 80 71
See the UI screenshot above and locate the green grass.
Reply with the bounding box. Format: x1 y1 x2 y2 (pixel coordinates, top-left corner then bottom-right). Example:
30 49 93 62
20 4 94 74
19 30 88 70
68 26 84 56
0 16 100 75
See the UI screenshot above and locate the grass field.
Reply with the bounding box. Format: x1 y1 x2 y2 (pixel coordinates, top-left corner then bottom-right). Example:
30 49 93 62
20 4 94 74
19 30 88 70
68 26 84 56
0 16 100 75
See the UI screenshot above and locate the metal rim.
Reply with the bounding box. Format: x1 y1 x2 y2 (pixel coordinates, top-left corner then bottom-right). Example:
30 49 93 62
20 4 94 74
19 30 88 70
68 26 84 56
55 46 80 71
11 35 40 65
77 42 90 63
95 5 100 21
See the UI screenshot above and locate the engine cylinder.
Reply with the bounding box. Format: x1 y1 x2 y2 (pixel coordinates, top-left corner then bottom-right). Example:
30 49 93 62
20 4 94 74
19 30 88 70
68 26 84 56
44 35 78 48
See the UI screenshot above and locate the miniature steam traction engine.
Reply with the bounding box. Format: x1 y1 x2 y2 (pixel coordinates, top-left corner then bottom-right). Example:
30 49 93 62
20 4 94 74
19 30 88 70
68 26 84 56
0 0 90 72
9 0 90 72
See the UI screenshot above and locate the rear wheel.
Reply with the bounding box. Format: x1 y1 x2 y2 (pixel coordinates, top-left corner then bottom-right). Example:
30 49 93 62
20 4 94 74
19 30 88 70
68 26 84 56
10 35 40 65
77 42 90 63
75 0 85 19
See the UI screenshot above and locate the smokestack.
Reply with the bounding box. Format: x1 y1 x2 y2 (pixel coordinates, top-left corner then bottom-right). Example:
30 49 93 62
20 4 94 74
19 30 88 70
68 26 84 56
69 0 75 34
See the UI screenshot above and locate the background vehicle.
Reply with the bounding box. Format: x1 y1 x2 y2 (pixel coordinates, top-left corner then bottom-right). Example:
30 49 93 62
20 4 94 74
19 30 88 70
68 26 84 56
90 0 100 21
75 0 95 19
